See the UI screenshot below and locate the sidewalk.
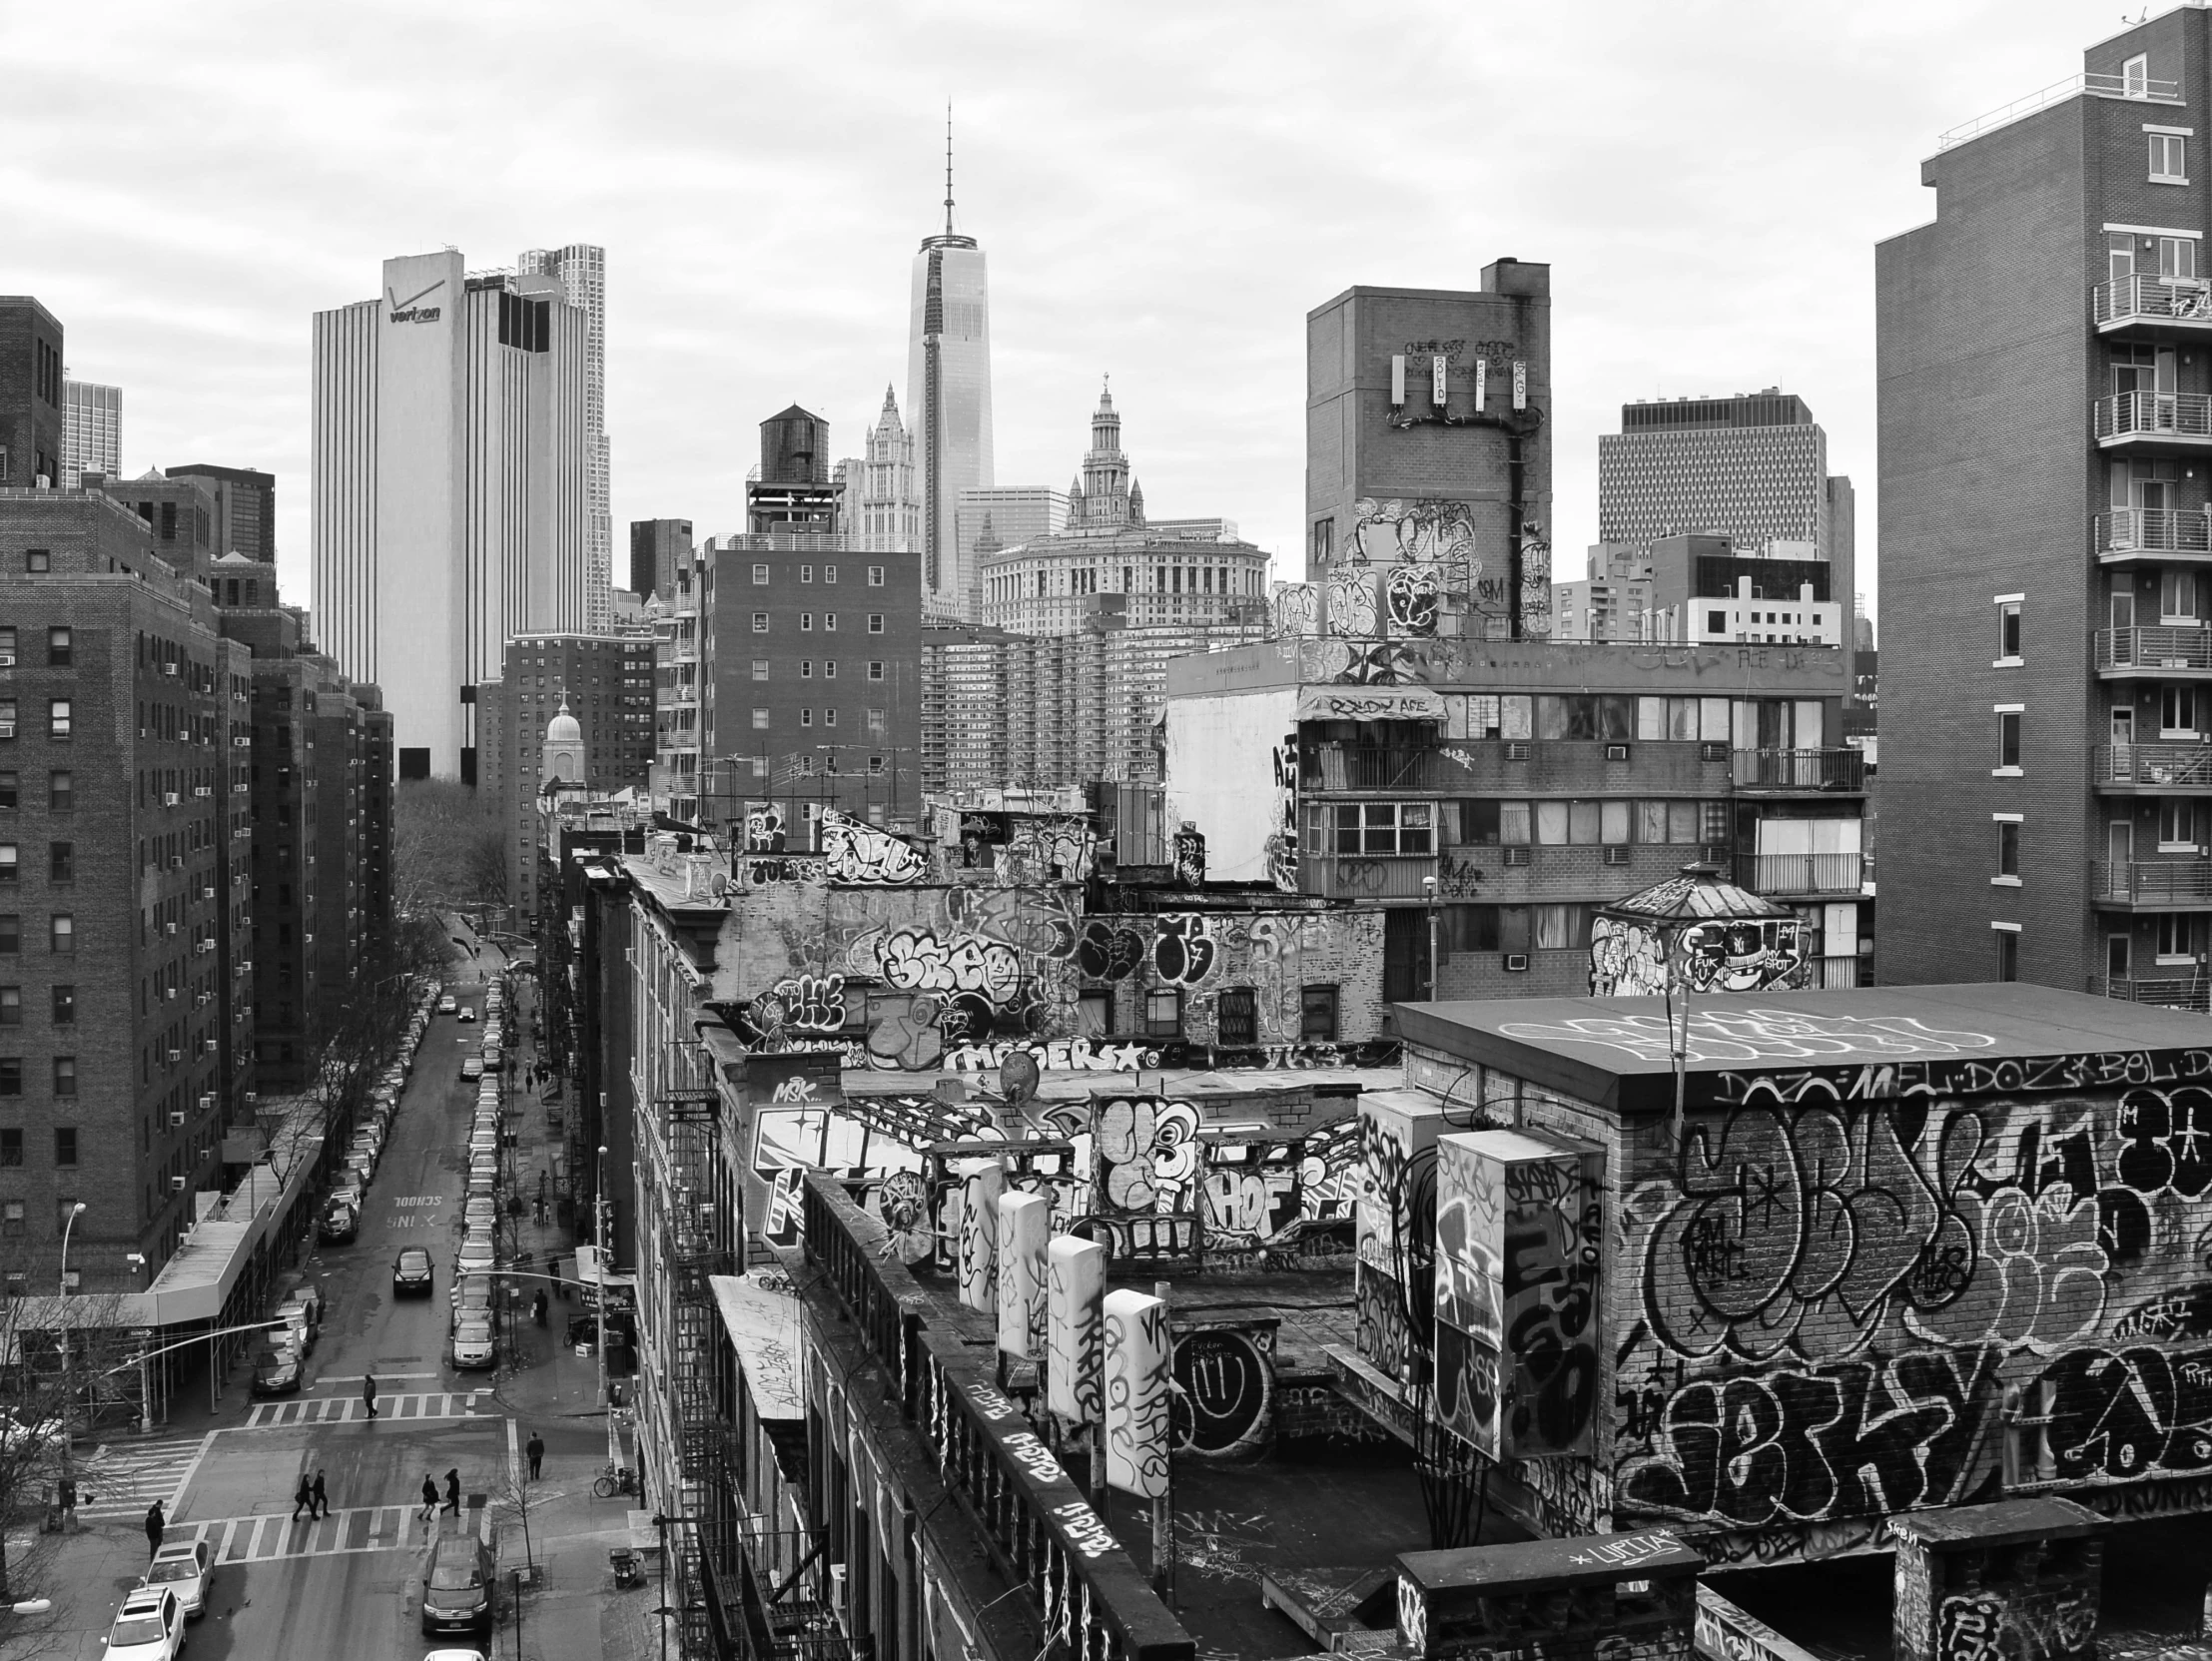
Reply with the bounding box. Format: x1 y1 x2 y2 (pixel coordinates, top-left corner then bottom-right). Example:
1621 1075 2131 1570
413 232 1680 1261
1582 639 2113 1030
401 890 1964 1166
493 1446 663 1661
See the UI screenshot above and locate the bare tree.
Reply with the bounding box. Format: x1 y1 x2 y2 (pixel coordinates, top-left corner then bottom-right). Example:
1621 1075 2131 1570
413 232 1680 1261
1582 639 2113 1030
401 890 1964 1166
395 781 507 916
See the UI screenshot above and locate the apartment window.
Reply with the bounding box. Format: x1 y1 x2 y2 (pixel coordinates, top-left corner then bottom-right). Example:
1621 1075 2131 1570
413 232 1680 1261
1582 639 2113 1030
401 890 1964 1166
0 701 13 740
1534 903 1595 951
46 771 70 811
46 700 68 738
823 708 837 727
823 565 838 584
1318 802 1433 855
2161 798 2199 849
50 986 71 1024
47 843 69 882
752 660 769 681
1215 987 1257 1047
1995 820 2021 881
2164 568 2201 621
799 565 813 583
2163 236 2199 280
752 564 770 585
2159 913 2204 962
51 1057 72 1098
1996 709 2022 772
823 661 837 679
867 566 885 586
1300 985 1339 1042
2164 685 2199 736
824 613 838 631
0 917 16 954
0 1060 17 1097
0 775 11 813
45 627 69 667
2126 52 2151 96
868 614 885 633
0 989 16 1028
800 613 814 631
1995 926 2020 982
2152 132 2189 182
1995 598 2022 661
751 709 769 730
52 1131 74 1168
800 709 813 727
0 1139 19 1172
48 914 71 953
0 846 15 885
752 612 769 633
800 660 813 679
868 661 885 681
1143 988 1182 1039
23 551 47 574
868 755 885 775
865 707 887 738
2111 231 2140 283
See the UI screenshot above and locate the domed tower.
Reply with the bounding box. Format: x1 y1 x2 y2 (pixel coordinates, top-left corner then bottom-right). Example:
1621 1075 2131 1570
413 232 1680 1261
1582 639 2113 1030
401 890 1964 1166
540 696 586 787
1077 381 1132 528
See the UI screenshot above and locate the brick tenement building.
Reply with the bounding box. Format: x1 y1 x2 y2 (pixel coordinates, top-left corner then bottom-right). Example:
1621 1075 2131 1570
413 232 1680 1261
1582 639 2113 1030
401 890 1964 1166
1878 10 2212 995
0 298 64 489
0 486 246 1289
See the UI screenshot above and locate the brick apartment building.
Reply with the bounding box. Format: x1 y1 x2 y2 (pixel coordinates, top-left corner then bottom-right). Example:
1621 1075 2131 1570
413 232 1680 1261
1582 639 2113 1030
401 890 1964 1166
1879 9 2212 996
0 298 63 489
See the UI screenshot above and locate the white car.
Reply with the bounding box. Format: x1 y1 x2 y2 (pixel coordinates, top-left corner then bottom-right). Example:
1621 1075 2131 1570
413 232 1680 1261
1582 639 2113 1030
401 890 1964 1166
101 1585 182 1660
0 1408 63 1456
140 1538 212 1619
438 995 457 1015
456 1235 495 1276
463 1199 498 1232
451 1316 495 1369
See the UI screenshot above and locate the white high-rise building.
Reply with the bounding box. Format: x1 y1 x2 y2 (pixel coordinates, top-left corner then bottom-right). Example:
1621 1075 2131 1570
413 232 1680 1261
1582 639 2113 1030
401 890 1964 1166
517 244 610 632
906 169 994 620
312 249 591 780
60 379 119 485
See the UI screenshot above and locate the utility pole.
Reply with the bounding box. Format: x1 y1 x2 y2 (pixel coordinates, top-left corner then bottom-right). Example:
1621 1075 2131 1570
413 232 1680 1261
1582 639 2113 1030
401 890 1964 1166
56 1202 85 1529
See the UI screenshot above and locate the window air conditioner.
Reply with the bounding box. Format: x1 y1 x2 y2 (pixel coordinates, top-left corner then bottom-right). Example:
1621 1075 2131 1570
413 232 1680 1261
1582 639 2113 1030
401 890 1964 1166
1504 953 1531 973
169 1112 184 1127
164 793 179 807
164 922 176 936
202 886 215 900
0 654 13 669
163 663 178 676
167 1050 181 1063
195 993 209 1006
1605 743 1630 761
203 1038 217 1052
1603 846 1631 866
1505 740 1532 762
1701 741 1728 762
244 1091 257 1104
1503 847 1532 867
199 1093 215 1111
194 786 211 798
827 1565 848 1610
170 1176 186 1191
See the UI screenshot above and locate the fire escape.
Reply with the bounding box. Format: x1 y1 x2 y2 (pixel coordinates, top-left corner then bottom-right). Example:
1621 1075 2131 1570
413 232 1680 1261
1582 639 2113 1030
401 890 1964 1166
662 1091 735 1661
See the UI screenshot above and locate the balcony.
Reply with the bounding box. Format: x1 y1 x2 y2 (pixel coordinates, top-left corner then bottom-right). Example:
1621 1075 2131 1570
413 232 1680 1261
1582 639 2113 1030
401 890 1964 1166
1730 747 1864 792
2097 508 2212 563
1300 852 1439 900
2094 274 2212 336
1739 852 1866 897
2096 626 2212 676
2094 743 2212 791
2099 975 2211 1012
2092 859 2212 909
1300 745 1441 792
1429 738 1729 795
2095 391 2212 450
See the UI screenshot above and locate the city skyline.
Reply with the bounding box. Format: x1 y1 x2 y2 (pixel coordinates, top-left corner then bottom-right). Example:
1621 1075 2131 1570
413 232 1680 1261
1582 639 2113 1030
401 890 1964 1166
8 0 2124 636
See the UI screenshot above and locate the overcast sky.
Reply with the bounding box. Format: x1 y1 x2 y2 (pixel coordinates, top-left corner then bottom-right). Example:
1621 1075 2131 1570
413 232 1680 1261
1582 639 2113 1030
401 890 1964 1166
2 0 2134 635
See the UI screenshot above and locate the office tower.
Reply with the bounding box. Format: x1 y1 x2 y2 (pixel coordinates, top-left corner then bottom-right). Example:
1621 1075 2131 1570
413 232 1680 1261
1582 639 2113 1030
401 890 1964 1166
1853 590 1875 652
0 299 64 488
845 388 922 553
956 486 1067 605
627 518 692 601
517 244 610 632
906 163 995 619
169 464 276 563
1562 533 1843 646
61 380 119 486
1304 272 1555 638
1877 11 2212 994
312 250 592 780
977 388 1268 635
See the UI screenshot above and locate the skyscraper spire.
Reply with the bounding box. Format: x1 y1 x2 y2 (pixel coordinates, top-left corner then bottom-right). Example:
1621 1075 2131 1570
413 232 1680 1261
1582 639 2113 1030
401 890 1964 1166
945 104 956 237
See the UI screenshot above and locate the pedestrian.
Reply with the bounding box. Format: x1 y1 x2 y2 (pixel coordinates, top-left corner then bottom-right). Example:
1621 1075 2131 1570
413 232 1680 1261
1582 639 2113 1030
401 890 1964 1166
312 1469 329 1519
419 1474 438 1522
144 1500 164 1558
363 1372 378 1418
291 1471 313 1520
443 1468 461 1514
533 1289 548 1328
526 1431 544 1482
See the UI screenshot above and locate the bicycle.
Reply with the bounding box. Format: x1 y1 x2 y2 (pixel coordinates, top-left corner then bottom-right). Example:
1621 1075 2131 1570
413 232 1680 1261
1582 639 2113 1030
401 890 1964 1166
591 1463 639 1500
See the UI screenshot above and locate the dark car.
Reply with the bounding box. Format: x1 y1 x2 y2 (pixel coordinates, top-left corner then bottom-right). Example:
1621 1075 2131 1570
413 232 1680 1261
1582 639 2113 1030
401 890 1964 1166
318 1201 359 1245
420 1532 495 1636
392 1247 435 1297
249 1340 305 1397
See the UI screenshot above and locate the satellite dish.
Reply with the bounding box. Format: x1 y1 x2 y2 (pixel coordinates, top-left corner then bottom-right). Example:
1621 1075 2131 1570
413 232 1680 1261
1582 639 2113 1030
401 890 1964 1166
999 1052 1041 1115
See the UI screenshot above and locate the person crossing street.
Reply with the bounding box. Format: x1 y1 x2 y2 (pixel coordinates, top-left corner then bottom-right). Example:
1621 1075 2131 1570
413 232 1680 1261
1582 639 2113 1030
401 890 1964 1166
363 1372 378 1418
291 1473 313 1520
312 1469 329 1519
419 1474 438 1522
144 1500 164 1558
526 1431 544 1481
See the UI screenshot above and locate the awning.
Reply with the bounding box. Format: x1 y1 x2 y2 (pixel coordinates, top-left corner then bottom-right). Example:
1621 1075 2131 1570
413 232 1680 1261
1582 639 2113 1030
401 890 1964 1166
1296 685 1447 722
708 1273 804 1422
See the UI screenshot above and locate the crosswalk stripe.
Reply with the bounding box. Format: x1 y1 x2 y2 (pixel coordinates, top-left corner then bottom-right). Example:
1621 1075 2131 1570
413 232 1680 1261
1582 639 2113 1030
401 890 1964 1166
181 1505 424 1563
244 1390 486 1429
74 1434 211 1520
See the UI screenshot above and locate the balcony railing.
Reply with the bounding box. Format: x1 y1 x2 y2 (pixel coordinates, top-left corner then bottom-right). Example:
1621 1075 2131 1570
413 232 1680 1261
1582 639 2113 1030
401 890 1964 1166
1730 748 1864 791
2094 274 2212 332
2094 743 2212 787
1740 852 1865 896
2096 626 2212 672
2093 860 2212 902
1301 852 1440 900
2097 507 2212 556
2096 390 2212 445
1938 70 2181 150
2099 975 2211 1012
1301 745 1440 792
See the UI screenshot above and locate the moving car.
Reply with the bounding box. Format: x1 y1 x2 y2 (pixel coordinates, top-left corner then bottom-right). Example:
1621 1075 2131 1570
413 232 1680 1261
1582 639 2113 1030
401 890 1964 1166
392 1247 435 1297
450 1315 495 1370
140 1538 212 1619
438 995 457 1014
456 1006 476 1024
101 1586 182 1660
420 1533 496 1637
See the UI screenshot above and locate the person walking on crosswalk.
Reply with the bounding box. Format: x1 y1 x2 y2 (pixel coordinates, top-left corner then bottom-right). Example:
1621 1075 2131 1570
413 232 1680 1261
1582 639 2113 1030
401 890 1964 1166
443 1468 461 1515
363 1372 378 1418
311 1469 329 1519
418 1474 438 1522
291 1472 313 1520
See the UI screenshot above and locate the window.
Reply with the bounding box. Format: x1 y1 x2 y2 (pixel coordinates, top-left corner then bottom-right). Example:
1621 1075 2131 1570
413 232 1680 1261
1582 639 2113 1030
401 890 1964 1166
823 708 837 727
1996 820 2020 880
2126 52 2151 96
2162 798 2199 849
799 709 813 727
1996 599 2022 661
2111 231 2140 283
751 709 769 730
1319 802 1433 854
0 701 13 740
1216 987 1257 1047
800 660 813 679
23 551 47 574
50 986 71 1024
45 627 69 667
868 660 885 681
2165 685 2198 736
2152 132 2188 182
46 700 68 738
0 774 11 812
1534 904 1594 951
866 708 887 738
823 661 837 679
1995 927 2019 982
0 1060 17 1096
868 614 885 633
799 565 813 583
2164 569 2200 622
0 1137 19 1171
867 566 885 586
0 846 14 885
48 914 71 953
1996 709 2022 772
46 771 69 811
2162 236 2198 280
0 917 16 953
51 1057 72 1098
752 612 769 633
824 613 838 631
799 612 815 632
47 843 69 882
752 660 769 681
868 755 885 775
0 989 15 1028
752 564 770 585
1299 985 1339 1042
1143 988 1182 1039
823 564 838 584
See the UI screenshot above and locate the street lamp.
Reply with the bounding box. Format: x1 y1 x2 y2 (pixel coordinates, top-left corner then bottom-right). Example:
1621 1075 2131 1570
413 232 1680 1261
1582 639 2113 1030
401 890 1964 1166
56 1202 85 1526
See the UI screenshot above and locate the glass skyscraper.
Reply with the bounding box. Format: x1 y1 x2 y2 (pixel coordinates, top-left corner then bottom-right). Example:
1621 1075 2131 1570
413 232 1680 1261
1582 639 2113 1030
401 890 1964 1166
906 227 995 619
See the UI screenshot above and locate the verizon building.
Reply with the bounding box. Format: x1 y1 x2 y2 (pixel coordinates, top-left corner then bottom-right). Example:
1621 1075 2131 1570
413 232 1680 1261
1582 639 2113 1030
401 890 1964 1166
312 249 593 780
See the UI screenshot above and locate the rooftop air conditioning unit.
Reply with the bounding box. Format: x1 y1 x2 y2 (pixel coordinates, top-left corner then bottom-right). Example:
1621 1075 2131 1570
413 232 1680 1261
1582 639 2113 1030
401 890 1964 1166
169 1112 184 1127
1504 953 1531 973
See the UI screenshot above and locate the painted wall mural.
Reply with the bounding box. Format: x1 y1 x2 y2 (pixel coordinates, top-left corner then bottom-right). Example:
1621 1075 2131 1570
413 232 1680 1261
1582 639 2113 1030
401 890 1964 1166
1354 1097 1445 1388
1104 1288 1172 1498
820 809 930 885
1266 733 1300 895
1614 1082 2212 1546
1170 1321 1277 1459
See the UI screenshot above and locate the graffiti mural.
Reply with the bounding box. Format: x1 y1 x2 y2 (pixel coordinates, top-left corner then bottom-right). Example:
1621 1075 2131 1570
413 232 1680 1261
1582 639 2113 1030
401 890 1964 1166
1103 1289 1172 1498
1384 564 1443 637
1047 1236 1107 1424
1347 497 1476 567
1150 915 1217 986
1170 827 1205 889
1094 1096 1199 1213
1324 566 1379 637
744 802 788 853
1170 1323 1276 1458
1004 818 1100 883
820 809 930 885
1354 1097 1444 1388
1266 733 1299 894
1271 582 1319 638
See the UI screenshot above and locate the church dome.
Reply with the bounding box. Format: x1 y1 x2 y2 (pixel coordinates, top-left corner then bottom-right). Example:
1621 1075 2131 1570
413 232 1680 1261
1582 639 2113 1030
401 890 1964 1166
546 698 582 743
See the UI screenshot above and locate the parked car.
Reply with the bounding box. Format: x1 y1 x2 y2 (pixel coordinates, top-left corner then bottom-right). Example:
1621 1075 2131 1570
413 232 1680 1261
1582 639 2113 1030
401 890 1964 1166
450 1316 495 1370
455 1006 476 1024
450 1273 492 1315
462 1200 498 1233
332 1174 366 1210
460 1058 484 1082
420 1532 496 1637
0 1408 64 1456
274 1297 319 1355
140 1538 212 1619
392 1247 435 1297
249 1341 305 1397
481 1048 503 1074
101 1586 183 1660
438 995 457 1014
456 1234 495 1277
319 1201 359 1245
